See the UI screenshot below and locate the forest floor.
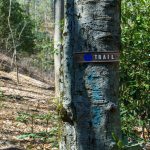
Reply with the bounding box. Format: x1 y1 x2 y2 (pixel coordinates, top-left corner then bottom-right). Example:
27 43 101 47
0 54 149 150
0 70 59 150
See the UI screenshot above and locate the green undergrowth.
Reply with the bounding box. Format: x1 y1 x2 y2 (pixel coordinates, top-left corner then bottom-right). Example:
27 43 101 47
16 111 59 148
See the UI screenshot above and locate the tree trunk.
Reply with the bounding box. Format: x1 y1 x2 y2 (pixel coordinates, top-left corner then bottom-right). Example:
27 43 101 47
61 0 121 149
54 0 64 97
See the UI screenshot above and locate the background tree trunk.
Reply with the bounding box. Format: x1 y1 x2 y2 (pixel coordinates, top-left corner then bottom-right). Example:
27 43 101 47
61 0 121 149
54 0 64 97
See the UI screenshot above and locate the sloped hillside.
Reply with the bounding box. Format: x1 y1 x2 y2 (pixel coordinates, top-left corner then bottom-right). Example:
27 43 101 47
0 71 54 101
0 54 58 150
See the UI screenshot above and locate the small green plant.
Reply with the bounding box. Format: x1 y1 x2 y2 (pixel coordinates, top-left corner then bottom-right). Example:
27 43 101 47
16 112 30 124
17 129 57 140
36 113 57 132
0 90 4 99
112 132 125 150
52 96 67 143
16 112 36 133
16 111 59 148
0 90 6 107
112 132 143 150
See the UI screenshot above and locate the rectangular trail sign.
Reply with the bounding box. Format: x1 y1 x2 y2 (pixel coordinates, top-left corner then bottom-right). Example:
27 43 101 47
74 51 120 63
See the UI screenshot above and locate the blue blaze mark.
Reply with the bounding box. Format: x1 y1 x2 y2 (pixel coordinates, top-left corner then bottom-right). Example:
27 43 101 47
92 91 103 101
87 74 103 101
92 85 103 100
91 107 101 127
84 53 93 61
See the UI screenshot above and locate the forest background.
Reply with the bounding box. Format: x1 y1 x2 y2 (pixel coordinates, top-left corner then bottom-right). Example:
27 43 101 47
0 0 149 148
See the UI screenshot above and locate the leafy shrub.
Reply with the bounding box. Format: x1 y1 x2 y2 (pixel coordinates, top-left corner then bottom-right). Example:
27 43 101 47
0 0 35 54
120 0 150 142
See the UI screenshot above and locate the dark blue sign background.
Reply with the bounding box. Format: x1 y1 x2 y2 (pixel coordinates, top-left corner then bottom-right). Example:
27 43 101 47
84 53 93 61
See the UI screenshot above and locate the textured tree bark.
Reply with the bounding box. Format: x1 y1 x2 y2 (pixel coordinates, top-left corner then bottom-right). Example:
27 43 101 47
61 0 121 149
54 0 64 97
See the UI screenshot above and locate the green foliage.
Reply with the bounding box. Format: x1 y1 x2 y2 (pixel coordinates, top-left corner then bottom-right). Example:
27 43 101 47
120 0 150 142
0 90 3 98
16 111 59 147
17 130 58 141
112 132 125 150
112 132 143 150
0 90 6 101
0 0 35 54
16 112 30 124
32 33 54 71
17 0 54 70
0 0 54 74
